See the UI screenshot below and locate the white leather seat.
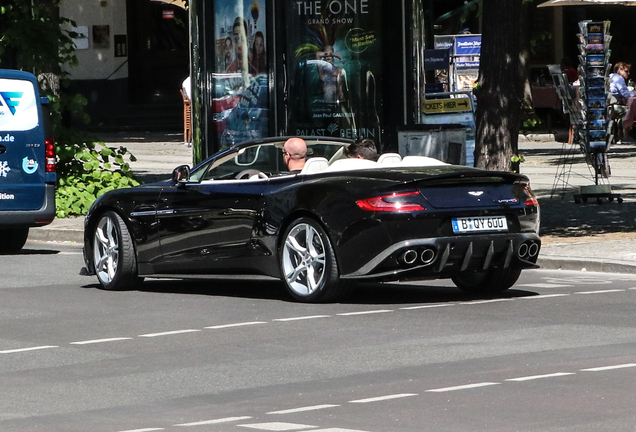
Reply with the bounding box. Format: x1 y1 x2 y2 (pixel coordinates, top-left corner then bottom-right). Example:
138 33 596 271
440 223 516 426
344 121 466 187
328 146 347 164
377 153 402 165
324 158 379 172
300 157 329 174
401 155 449 167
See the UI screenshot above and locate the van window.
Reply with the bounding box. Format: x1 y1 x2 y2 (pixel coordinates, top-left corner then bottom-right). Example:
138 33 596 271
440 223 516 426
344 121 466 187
0 78 39 132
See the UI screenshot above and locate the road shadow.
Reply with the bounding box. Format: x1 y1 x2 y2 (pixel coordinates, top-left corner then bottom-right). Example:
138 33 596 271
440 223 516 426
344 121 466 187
347 282 537 305
539 193 636 237
83 277 291 302
83 277 538 305
13 248 60 255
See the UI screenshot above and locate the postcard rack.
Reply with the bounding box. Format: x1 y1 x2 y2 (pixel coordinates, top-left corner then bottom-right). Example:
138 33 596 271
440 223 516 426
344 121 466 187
550 20 622 204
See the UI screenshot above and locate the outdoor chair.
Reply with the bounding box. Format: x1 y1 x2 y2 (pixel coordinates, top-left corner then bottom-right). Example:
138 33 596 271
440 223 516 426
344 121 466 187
180 89 192 144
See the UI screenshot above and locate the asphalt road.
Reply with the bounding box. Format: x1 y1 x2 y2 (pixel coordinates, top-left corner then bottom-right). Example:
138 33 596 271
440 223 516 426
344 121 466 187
2 241 636 432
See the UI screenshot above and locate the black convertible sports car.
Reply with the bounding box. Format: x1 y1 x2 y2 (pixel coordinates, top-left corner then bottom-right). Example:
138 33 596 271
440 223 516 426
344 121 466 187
82 136 541 302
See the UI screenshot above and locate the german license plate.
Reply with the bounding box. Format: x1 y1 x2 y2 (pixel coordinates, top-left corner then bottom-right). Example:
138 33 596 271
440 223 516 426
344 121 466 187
452 216 508 233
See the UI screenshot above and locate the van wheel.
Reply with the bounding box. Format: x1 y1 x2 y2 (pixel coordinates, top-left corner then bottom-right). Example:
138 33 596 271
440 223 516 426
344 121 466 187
0 228 29 254
92 211 142 290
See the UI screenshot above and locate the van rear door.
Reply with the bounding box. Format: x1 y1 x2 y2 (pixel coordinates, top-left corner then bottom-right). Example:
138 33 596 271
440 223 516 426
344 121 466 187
0 70 48 211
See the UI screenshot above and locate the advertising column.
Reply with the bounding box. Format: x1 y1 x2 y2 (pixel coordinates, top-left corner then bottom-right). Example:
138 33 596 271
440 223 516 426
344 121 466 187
212 0 269 149
286 0 384 145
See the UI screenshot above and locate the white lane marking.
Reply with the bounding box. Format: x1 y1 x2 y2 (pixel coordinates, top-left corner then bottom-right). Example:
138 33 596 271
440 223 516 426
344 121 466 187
70 337 133 345
273 315 330 322
630 287 636 290
267 404 339 414
139 329 201 338
174 416 252 426
506 372 575 382
400 304 455 310
581 363 636 372
544 277 612 285
517 283 572 288
337 310 393 316
349 393 417 403
118 428 164 432
238 422 316 430
0 345 58 354
520 294 570 300
426 382 500 392
205 321 266 329
462 299 512 305
575 289 625 295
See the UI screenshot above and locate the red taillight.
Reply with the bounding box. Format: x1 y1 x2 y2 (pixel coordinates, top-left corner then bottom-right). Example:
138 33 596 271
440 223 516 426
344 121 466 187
45 136 56 173
519 185 538 207
356 191 425 212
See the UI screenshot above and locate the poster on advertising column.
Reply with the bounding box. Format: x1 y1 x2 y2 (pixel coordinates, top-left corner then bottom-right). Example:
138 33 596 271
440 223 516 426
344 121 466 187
287 0 384 144
213 0 269 149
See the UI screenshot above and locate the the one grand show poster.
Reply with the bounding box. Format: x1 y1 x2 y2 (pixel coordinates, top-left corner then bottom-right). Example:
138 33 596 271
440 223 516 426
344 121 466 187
214 0 269 148
288 0 383 144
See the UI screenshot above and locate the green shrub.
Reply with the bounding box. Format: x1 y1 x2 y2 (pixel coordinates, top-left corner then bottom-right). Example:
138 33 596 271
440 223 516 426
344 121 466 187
55 130 139 218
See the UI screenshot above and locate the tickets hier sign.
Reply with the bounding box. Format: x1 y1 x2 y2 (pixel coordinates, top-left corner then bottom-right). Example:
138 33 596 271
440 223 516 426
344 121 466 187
423 97 471 114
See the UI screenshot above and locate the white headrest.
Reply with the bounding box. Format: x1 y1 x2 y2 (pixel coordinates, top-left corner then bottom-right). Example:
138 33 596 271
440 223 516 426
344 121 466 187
401 155 449 167
324 158 379 172
377 153 402 165
300 157 329 174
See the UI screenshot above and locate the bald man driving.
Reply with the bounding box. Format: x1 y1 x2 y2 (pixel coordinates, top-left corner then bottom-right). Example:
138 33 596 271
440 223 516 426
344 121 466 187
282 137 307 173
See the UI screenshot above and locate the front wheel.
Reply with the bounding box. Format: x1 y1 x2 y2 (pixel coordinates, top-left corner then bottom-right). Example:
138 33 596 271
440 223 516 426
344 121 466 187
279 217 351 303
92 211 142 290
452 267 522 294
0 228 29 254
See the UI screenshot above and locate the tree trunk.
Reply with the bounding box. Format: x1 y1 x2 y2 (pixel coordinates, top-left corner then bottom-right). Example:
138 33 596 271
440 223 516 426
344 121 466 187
474 0 523 172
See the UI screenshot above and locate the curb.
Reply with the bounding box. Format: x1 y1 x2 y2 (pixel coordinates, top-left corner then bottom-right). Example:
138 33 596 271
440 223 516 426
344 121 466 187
28 227 83 244
537 256 636 274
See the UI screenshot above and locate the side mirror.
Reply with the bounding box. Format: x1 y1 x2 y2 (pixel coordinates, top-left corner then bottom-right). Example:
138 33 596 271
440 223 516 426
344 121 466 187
172 165 191 186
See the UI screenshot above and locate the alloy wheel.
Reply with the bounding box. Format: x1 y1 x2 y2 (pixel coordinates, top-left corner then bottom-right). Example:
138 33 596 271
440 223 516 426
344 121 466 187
282 222 327 297
93 215 119 284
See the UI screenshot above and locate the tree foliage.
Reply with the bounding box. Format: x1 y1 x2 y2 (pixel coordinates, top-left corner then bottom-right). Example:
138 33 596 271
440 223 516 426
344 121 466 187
0 0 138 218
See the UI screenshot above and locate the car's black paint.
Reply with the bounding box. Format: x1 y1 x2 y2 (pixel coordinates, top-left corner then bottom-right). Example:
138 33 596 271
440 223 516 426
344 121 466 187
83 137 541 301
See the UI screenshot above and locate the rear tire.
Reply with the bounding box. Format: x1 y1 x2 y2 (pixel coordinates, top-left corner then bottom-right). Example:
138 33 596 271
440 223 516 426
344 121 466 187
452 267 522 294
279 216 352 303
92 211 142 290
0 228 29 254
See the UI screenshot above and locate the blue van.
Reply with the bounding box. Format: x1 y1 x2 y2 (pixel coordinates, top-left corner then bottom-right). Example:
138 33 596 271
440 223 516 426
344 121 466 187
0 69 56 253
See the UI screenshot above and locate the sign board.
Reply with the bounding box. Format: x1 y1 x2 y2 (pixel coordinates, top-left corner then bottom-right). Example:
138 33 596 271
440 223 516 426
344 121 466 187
455 35 481 56
455 61 480 70
424 49 450 71
434 35 454 51
422 97 472 114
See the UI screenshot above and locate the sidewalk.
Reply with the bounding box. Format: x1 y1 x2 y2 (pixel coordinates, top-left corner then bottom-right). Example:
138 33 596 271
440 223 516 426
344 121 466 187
29 131 636 274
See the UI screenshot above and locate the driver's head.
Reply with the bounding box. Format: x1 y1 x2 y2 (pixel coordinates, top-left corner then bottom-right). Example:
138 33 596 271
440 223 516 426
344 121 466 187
283 138 307 172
